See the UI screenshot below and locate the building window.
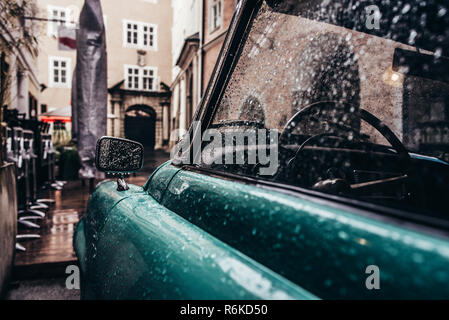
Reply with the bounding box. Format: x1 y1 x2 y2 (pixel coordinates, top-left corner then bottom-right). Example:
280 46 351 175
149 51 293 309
125 65 157 91
123 20 157 50
126 66 140 90
49 57 71 88
142 24 155 48
47 6 67 37
209 0 223 33
47 5 79 37
125 21 139 46
142 68 155 91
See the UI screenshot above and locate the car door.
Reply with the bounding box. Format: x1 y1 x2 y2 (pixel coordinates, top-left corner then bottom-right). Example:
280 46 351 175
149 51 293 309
158 165 449 299
157 0 449 299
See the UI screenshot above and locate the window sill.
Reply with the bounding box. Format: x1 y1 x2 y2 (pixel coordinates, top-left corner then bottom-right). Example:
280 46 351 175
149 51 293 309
48 84 71 89
124 88 158 93
123 44 157 51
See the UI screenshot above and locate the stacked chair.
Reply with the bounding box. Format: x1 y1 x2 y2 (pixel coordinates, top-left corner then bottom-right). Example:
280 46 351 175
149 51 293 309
2 110 65 252
40 133 64 190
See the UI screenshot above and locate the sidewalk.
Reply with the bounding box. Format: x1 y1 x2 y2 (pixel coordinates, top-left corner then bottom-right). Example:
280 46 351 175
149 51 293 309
5 149 169 299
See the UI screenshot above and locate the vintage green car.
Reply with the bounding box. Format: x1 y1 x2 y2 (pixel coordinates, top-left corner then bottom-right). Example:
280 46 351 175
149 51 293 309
74 0 449 299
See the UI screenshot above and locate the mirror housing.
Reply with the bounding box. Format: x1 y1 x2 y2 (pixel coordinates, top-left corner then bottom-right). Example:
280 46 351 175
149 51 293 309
95 137 144 190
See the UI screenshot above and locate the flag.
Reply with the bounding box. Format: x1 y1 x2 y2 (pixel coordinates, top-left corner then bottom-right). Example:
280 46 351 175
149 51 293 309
58 26 77 51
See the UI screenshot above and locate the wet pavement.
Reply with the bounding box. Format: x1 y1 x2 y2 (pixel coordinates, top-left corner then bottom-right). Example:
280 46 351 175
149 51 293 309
4 149 170 300
5 278 81 300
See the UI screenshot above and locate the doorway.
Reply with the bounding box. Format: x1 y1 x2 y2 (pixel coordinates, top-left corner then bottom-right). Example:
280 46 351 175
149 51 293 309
124 105 156 149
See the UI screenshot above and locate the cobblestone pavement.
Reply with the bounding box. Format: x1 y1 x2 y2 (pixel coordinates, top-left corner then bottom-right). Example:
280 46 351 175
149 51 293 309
4 278 81 300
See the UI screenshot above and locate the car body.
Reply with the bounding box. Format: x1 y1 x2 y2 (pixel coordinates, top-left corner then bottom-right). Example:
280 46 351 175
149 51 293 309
74 0 449 299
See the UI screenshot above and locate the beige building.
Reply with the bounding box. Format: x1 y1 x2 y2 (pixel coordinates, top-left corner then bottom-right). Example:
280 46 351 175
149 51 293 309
169 0 236 146
36 0 172 149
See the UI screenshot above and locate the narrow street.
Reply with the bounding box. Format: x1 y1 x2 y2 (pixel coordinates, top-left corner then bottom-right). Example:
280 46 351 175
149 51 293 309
4 149 169 300
1 0 449 306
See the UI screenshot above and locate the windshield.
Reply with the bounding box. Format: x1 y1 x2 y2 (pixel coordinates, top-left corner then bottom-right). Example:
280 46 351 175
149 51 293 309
200 0 449 221
213 0 449 151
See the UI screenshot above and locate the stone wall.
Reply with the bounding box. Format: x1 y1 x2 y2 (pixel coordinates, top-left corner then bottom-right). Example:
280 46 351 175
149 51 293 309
109 92 170 150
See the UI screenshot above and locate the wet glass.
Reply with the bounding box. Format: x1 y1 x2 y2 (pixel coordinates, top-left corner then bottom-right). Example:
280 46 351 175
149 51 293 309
204 0 449 220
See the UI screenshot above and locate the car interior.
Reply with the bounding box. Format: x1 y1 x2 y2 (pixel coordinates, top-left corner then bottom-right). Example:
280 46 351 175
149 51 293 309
201 0 449 223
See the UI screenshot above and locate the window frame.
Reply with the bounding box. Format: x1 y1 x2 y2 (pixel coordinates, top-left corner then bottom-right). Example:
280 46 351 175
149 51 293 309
122 19 158 51
47 5 69 37
209 0 223 34
124 64 158 92
48 56 71 88
123 20 139 48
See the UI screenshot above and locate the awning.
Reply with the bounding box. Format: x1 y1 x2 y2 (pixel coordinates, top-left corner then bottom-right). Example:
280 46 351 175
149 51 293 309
40 106 72 123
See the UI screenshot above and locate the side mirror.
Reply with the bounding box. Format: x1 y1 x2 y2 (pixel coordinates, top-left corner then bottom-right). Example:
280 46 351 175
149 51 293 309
95 136 144 190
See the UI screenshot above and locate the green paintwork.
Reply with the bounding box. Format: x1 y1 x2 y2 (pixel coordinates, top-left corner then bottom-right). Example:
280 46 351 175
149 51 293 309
143 161 180 202
161 166 449 299
75 161 449 299
74 175 317 300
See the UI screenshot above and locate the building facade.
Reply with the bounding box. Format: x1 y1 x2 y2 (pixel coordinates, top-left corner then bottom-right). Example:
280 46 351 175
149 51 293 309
170 0 202 142
202 0 236 94
36 0 172 149
0 0 40 123
169 0 236 147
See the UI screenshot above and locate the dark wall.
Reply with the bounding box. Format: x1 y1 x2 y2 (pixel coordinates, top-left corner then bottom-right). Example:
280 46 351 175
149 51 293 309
0 163 17 296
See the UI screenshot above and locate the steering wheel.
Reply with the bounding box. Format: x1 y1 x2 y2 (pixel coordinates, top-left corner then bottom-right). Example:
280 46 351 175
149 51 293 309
279 101 411 176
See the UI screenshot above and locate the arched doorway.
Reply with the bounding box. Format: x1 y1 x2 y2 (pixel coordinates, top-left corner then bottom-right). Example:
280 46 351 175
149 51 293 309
124 105 156 149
